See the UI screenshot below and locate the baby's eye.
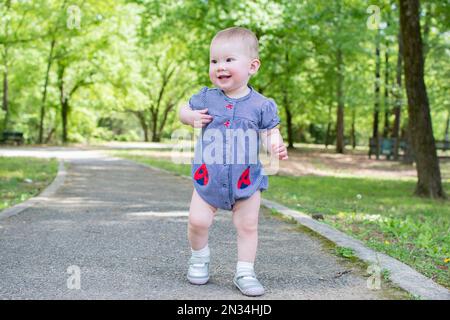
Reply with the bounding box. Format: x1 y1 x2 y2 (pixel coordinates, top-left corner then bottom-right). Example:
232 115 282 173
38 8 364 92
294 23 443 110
210 59 217 64
226 58 234 62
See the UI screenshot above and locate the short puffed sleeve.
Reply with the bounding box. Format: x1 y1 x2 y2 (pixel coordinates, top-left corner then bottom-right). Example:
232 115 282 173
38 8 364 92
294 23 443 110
188 86 208 111
260 99 281 130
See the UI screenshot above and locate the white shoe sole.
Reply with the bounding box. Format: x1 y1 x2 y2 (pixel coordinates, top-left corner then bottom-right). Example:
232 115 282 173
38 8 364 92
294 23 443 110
188 276 209 285
233 279 265 297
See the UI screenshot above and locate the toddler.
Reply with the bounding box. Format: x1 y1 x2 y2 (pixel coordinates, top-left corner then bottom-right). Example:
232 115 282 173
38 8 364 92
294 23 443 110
178 26 288 296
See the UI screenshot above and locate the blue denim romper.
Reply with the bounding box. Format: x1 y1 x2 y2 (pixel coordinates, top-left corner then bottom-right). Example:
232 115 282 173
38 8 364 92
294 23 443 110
189 85 280 210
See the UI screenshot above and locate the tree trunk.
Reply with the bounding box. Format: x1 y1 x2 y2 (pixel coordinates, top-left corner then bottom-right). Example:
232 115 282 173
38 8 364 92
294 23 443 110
1 1 11 132
151 133 160 142
383 38 390 138
335 48 345 154
136 111 149 142
159 99 185 143
281 49 294 149
325 104 332 149
373 30 381 159
2 60 9 131
399 0 445 198
392 31 403 160
45 127 56 144
150 111 159 142
61 100 69 143
401 123 414 165
38 39 56 144
444 110 449 142
285 107 293 149
58 64 69 143
350 108 356 149
282 88 294 149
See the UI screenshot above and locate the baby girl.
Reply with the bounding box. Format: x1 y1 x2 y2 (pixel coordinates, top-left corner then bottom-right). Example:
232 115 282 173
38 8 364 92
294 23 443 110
179 26 288 296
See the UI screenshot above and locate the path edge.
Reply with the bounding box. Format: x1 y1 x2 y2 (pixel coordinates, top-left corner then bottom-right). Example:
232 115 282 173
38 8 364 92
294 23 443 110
261 198 450 300
0 159 66 220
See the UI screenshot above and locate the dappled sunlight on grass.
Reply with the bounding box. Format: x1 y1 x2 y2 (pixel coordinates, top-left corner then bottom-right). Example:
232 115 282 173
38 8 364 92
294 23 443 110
265 174 450 288
0 157 58 210
325 210 450 288
0 169 24 179
266 175 449 217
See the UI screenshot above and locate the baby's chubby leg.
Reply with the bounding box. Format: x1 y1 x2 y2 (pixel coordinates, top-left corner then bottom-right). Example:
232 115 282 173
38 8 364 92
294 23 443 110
188 188 218 250
232 190 261 263
231 190 265 296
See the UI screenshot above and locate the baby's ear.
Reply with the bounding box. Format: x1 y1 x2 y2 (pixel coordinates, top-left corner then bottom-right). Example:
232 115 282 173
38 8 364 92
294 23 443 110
249 58 261 75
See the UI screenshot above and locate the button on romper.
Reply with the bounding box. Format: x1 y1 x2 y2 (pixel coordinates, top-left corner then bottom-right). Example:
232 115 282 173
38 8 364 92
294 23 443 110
189 85 281 210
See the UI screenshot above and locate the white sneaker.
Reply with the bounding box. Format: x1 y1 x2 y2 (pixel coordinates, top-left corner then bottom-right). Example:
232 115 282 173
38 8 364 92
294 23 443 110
187 255 210 285
233 271 265 296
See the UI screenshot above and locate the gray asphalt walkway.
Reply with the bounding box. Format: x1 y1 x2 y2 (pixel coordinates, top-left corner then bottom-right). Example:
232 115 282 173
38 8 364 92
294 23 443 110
0 151 407 299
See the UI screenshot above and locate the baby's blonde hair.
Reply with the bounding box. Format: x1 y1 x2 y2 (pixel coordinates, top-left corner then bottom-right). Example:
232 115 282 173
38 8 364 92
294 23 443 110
212 27 259 59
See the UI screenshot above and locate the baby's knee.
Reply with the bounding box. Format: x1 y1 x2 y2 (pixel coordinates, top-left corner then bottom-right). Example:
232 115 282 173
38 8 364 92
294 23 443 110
233 218 258 234
189 213 213 230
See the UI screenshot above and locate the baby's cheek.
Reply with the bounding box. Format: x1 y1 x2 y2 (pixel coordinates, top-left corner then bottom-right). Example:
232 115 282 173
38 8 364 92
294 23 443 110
209 69 216 83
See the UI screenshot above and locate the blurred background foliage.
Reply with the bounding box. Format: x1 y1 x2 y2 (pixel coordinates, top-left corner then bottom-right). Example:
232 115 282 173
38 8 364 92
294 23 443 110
0 0 448 146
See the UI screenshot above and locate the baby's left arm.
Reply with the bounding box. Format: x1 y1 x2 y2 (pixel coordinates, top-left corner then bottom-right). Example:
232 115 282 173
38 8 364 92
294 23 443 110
261 126 288 160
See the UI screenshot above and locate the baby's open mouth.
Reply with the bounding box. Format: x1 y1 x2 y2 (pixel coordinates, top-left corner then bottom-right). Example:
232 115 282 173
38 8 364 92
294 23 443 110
218 75 231 79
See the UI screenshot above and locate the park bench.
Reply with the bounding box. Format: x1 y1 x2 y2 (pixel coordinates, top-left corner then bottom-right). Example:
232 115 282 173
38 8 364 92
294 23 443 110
368 137 398 160
0 131 24 145
435 140 450 152
369 137 447 161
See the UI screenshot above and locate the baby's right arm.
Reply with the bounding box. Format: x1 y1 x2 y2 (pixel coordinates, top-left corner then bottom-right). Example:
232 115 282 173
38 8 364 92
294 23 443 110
179 104 213 128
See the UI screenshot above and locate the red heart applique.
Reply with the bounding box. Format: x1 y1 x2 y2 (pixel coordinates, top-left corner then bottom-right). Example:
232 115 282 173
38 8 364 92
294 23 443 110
237 166 251 189
194 163 209 186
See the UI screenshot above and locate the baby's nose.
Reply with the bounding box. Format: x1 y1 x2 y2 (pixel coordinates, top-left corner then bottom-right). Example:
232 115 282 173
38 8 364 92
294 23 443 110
217 63 226 71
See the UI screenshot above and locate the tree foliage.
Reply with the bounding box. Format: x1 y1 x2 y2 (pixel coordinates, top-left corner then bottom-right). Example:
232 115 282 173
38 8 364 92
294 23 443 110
0 0 448 147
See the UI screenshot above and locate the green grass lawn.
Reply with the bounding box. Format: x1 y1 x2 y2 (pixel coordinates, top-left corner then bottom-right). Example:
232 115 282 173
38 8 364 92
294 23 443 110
0 157 59 211
110 150 450 289
265 175 450 289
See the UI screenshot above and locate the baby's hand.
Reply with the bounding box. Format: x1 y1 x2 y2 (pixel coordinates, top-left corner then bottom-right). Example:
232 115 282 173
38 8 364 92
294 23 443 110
190 108 213 128
271 142 288 160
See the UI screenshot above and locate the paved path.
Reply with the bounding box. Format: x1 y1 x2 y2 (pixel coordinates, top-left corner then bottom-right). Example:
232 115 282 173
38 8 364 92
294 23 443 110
0 148 407 299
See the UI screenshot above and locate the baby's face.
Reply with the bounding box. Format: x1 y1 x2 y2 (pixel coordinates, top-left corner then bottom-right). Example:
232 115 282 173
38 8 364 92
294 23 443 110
209 39 258 93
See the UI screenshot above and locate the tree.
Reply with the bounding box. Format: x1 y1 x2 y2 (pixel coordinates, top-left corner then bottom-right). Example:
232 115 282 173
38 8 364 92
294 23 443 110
382 26 391 139
399 0 445 198
335 45 345 153
392 30 403 160
1 0 448 150
37 0 69 143
51 0 112 143
0 0 39 131
134 53 192 142
372 29 381 159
